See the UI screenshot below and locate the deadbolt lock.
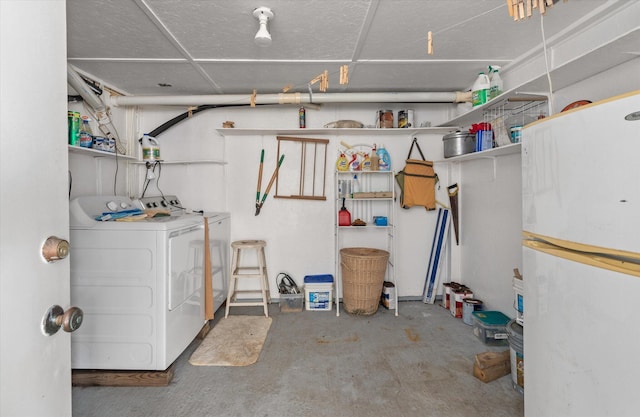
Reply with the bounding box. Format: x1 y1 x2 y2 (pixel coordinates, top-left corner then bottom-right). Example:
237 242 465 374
42 236 69 262
42 305 83 336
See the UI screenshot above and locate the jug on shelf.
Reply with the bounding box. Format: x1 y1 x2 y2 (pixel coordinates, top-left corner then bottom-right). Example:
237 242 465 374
141 133 160 161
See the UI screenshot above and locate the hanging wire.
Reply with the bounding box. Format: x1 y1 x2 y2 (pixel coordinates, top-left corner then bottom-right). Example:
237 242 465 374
540 14 555 114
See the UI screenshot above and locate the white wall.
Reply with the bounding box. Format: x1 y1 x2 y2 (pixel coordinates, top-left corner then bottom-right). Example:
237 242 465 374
457 154 522 315
554 57 640 109
132 102 455 299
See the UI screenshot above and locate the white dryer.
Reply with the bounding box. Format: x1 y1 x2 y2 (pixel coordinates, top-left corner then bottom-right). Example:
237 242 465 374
69 195 229 370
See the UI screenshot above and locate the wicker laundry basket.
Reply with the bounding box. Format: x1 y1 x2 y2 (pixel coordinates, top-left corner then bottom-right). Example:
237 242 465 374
340 247 390 315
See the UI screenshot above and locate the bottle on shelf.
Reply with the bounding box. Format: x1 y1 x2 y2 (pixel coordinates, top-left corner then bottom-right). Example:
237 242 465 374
362 153 371 171
489 69 503 100
377 144 391 171
349 153 360 171
79 117 93 148
141 133 161 161
471 72 490 107
352 174 360 197
370 144 380 171
68 111 81 146
336 152 349 171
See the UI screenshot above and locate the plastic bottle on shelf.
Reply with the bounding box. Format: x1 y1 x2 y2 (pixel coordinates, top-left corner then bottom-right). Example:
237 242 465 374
370 144 380 171
349 153 360 171
141 133 161 161
352 174 360 197
489 69 503 100
68 111 81 146
471 72 490 107
362 153 371 171
487 65 500 81
79 117 93 148
336 152 349 171
377 144 391 171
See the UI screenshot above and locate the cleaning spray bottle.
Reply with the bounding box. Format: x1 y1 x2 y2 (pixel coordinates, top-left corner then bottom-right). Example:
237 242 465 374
349 153 361 171
488 66 503 100
336 151 349 171
362 153 371 171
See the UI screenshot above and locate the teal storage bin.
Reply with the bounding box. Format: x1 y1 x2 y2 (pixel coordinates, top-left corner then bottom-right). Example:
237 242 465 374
472 311 510 346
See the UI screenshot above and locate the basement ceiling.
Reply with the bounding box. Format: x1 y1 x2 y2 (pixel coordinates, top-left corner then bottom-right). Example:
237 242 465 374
66 0 620 97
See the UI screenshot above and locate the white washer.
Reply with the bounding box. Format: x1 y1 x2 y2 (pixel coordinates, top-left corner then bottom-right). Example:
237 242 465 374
69 195 229 370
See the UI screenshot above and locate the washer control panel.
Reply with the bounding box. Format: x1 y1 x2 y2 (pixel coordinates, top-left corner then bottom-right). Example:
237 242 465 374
140 195 183 214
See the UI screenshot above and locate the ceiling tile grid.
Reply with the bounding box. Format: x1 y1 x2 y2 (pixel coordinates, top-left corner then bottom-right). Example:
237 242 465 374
66 0 622 95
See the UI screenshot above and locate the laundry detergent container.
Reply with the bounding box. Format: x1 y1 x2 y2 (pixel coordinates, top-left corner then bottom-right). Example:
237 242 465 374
340 248 389 315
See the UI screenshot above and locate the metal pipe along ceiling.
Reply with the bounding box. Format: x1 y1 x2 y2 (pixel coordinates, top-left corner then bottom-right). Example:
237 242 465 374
112 91 471 107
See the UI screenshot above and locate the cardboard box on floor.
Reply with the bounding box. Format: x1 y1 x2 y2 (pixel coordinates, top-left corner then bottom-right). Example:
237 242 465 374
472 350 510 383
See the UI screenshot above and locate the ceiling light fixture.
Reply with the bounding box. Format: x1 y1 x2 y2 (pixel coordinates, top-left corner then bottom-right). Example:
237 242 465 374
253 7 274 47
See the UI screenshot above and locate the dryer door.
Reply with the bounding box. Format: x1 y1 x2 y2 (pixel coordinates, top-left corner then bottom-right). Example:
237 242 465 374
168 224 205 311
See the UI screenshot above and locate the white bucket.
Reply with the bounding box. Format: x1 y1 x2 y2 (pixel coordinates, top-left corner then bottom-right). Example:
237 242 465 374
507 319 524 395
513 276 524 325
462 298 483 325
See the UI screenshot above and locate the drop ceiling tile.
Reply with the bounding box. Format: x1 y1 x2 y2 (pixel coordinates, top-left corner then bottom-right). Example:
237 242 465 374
66 0 183 59
146 0 371 60
69 61 214 95
199 61 348 95
347 61 488 92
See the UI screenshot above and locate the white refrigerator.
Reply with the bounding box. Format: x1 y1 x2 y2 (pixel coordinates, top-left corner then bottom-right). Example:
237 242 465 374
522 91 640 417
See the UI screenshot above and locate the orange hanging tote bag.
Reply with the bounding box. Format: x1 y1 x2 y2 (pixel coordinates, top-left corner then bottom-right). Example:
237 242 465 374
395 138 438 210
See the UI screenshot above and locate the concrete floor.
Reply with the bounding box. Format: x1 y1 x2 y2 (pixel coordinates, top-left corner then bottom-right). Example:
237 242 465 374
72 301 523 417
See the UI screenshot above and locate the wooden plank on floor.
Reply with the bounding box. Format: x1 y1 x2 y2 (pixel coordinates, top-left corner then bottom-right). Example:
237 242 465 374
72 322 210 387
72 364 174 387
196 320 211 340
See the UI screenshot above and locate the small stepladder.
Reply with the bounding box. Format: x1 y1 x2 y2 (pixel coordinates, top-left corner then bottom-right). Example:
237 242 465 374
225 240 271 318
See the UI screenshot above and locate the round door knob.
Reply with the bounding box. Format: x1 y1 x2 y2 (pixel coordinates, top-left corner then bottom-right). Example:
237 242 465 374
55 306 83 332
42 305 84 336
42 236 69 262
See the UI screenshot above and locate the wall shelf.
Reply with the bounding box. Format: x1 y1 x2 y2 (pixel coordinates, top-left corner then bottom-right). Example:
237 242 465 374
68 145 136 160
440 143 521 163
438 92 548 129
129 159 227 165
216 127 458 136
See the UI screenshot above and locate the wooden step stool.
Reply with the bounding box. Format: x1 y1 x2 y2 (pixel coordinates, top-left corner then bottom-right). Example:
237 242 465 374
225 240 270 317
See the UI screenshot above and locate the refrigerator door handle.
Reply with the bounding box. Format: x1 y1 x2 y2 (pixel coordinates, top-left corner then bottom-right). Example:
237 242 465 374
523 239 640 278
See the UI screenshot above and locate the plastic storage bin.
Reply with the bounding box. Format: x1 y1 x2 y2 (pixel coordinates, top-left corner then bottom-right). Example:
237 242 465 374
304 274 334 311
279 293 303 313
472 311 510 346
